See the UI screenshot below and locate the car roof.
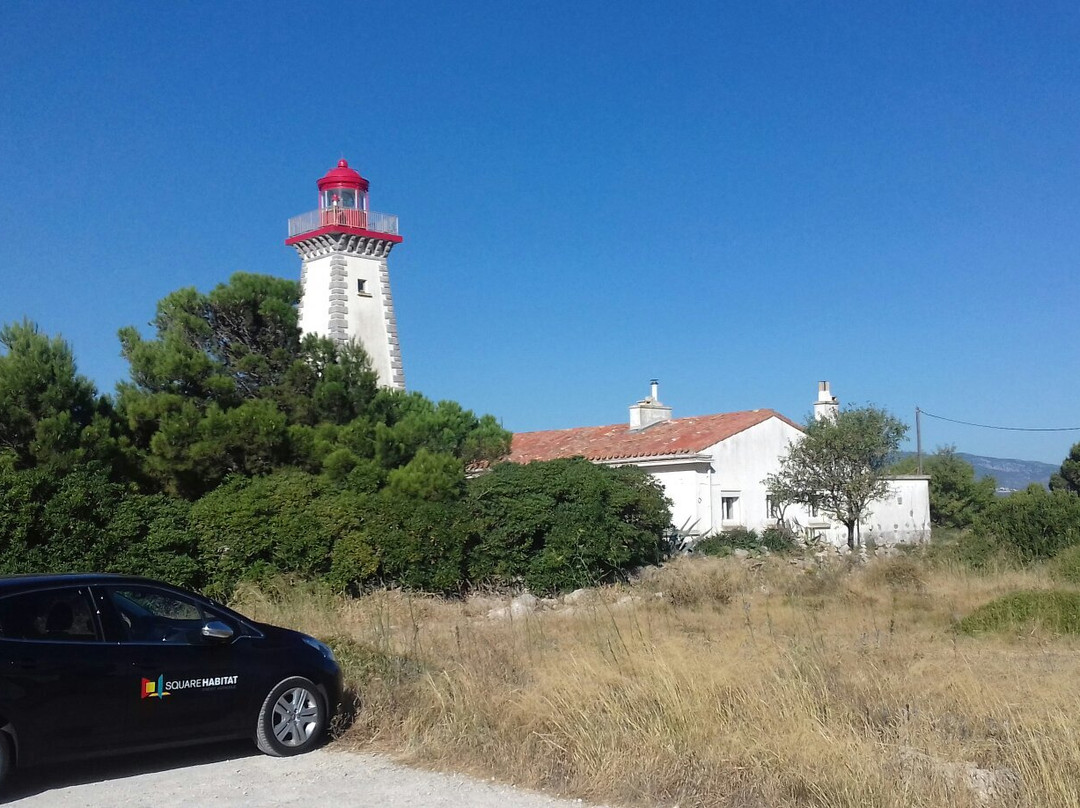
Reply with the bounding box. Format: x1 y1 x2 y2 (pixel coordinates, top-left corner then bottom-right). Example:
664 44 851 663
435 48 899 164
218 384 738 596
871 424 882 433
0 573 185 594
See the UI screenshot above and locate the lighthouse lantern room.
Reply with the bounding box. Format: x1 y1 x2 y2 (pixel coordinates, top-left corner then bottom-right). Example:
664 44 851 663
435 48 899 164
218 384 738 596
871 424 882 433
286 159 405 390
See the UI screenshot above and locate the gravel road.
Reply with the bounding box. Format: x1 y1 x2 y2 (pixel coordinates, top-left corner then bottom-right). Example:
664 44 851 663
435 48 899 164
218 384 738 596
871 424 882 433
3 742 608 808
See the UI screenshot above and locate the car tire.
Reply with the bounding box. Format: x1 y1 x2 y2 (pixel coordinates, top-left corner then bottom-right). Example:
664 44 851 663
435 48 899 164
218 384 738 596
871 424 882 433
255 676 327 757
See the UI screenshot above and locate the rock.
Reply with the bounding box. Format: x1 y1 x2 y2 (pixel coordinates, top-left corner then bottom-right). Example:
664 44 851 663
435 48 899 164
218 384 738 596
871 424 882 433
563 588 593 605
510 593 538 618
540 597 560 609
733 549 750 559
963 764 1019 803
897 747 1019 804
486 606 510 620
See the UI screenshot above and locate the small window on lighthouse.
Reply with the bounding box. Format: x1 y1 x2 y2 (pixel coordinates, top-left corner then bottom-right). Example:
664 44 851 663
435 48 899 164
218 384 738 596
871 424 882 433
357 279 370 297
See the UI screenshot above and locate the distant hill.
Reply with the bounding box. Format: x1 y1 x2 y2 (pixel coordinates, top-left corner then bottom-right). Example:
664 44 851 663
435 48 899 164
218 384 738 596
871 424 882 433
957 453 1058 493
899 452 1058 493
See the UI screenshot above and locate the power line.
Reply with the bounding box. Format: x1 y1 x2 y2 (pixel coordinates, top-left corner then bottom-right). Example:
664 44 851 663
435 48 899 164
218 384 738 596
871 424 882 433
917 408 1080 433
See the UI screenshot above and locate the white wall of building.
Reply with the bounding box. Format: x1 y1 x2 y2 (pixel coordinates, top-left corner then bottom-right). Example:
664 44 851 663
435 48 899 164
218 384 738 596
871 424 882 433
297 248 405 390
608 414 930 548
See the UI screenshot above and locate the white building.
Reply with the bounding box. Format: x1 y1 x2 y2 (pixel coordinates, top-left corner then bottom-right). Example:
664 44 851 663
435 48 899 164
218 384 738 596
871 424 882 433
509 381 930 548
286 159 406 390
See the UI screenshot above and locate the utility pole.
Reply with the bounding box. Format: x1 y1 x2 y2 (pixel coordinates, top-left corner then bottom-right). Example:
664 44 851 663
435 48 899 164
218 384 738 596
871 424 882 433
916 406 923 474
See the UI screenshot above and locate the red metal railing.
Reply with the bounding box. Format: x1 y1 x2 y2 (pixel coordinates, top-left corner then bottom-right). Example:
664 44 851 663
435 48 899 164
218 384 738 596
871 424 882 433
287 209 399 239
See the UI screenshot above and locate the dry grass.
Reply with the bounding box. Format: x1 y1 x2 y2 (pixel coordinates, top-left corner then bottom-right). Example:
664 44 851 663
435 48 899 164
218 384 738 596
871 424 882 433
233 555 1080 807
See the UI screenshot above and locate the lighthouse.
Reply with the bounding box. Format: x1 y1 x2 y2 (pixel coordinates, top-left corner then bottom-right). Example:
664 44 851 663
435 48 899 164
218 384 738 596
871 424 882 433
285 159 406 390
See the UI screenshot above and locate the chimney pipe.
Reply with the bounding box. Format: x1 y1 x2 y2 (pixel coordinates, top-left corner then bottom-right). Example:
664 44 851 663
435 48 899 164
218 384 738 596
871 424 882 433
814 380 839 421
629 380 672 431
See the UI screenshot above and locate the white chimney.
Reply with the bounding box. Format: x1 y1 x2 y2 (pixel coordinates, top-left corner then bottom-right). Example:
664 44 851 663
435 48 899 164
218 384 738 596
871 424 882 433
629 379 672 431
813 380 839 421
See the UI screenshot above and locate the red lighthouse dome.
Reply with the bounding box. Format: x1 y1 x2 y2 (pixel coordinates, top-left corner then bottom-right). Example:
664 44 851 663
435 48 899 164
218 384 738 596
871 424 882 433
318 159 370 195
286 158 401 246
316 159 369 211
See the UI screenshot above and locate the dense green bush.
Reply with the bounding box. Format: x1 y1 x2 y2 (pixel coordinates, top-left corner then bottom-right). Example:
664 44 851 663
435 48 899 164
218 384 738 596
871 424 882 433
363 496 471 593
958 590 1080 635
693 525 800 556
761 525 800 553
466 458 671 594
974 485 1080 562
694 529 754 556
190 470 343 597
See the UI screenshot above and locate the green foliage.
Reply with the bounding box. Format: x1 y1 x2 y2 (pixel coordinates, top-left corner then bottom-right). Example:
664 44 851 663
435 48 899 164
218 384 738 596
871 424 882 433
115 274 509 499
104 494 201 588
694 527 759 556
974 485 1080 562
1050 545 1080 585
766 405 908 550
385 449 465 502
118 273 304 405
692 525 797 556
958 590 1080 635
372 392 510 470
364 496 471 593
190 470 343 597
467 458 671 594
1050 442 1080 496
0 320 119 472
891 446 995 528
761 525 800 553
0 464 198 585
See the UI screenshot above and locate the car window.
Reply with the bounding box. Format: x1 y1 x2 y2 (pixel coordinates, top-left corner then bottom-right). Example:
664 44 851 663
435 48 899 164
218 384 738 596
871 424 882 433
0 587 101 642
107 587 233 645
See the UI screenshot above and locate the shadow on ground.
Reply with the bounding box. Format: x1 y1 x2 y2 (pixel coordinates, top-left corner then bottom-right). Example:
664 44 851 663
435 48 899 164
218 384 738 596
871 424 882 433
1 738 258 804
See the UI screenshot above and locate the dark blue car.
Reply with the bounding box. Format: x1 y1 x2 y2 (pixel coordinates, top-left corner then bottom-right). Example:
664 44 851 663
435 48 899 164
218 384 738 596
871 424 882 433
0 573 342 787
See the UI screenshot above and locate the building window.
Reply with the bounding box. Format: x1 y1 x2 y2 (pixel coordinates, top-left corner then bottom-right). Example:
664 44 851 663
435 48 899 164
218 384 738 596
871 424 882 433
721 496 738 521
357 279 371 297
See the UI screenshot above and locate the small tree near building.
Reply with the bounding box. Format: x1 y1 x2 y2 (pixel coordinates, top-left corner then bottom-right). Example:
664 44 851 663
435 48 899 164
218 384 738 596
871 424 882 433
1050 442 1080 496
765 405 908 550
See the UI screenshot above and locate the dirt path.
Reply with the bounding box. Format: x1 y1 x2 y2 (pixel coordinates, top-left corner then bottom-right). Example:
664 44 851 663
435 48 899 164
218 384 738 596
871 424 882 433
4 743 607 807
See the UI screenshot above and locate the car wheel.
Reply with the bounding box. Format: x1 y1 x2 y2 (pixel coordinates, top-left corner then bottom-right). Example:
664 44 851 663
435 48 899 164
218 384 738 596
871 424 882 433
255 676 327 757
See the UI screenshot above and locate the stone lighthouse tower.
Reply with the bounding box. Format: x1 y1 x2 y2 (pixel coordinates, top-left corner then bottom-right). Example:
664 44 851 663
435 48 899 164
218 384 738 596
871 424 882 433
285 159 405 389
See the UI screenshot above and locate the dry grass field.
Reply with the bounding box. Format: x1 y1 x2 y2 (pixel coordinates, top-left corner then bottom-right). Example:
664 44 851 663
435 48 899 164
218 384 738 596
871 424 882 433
234 553 1080 808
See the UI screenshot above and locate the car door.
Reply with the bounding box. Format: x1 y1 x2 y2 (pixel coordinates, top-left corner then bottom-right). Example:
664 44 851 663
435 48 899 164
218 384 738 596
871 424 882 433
97 585 253 747
0 585 131 764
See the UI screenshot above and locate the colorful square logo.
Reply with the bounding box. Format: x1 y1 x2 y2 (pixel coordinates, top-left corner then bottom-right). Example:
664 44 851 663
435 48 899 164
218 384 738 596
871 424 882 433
141 675 170 699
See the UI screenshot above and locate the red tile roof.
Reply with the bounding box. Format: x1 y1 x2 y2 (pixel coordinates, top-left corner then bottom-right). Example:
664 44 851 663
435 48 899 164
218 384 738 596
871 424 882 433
509 409 802 464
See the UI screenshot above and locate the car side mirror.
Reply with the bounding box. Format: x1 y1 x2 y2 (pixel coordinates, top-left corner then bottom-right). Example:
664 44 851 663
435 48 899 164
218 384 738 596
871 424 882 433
201 621 235 642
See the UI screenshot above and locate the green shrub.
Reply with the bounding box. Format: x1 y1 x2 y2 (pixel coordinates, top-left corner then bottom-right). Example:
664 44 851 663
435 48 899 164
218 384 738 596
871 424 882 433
694 527 766 556
761 525 800 553
362 495 471 594
191 470 341 597
1050 544 1080 585
975 486 1080 562
466 458 671 594
958 590 1080 635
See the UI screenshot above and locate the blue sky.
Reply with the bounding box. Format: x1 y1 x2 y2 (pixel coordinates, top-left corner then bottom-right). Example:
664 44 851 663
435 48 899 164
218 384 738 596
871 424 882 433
1 2 1078 463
